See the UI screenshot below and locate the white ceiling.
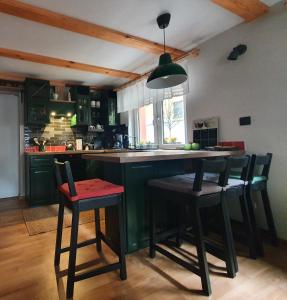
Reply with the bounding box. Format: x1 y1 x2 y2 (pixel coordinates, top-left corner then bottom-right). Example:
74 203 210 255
0 0 282 87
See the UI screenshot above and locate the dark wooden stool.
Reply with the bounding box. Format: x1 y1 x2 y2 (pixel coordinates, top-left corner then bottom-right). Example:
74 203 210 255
54 159 127 299
148 159 237 296
224 156 258 259
246 153 278 255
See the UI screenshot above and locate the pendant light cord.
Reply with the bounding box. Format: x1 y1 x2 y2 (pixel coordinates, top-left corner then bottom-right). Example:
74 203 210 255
163 28 166 53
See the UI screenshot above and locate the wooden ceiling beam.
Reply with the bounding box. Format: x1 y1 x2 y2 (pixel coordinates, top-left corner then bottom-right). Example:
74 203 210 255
0 0 186 59
115 48 200 91
0 48 139 80
0 71 106 89
212 0 269 22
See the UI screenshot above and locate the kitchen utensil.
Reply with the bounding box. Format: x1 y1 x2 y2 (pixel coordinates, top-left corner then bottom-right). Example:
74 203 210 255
66 141 75 151
75 139 83 150
53 93 59 100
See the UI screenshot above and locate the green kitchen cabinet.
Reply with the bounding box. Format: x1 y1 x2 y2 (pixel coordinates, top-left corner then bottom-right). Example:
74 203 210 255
123 162 155 252
75 96 91 126
92 90 119 126
49 101 75 117
25 155 57 206
101 159 185 253
24 78 50 125
70 86 91 126
29 166 56 205
107 91 120 126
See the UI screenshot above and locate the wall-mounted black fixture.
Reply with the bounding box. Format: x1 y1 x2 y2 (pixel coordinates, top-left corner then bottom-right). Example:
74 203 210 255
227 44 247 61
239 116 251 126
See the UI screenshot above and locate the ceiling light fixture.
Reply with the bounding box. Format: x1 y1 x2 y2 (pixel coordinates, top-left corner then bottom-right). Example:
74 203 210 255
147 13 188 89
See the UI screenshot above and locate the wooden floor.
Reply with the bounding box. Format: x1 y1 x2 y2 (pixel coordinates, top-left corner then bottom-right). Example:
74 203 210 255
0 201 287 300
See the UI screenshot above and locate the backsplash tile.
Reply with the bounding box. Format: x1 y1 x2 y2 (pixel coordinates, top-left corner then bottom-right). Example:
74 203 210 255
24 117 86 147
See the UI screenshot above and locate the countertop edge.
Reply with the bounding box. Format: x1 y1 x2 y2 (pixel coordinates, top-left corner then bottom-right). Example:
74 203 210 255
82 150 244 164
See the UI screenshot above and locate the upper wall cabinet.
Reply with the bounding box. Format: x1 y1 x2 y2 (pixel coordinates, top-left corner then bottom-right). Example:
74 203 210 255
24 78 50 125
106 91 120 126
93 90 119 126
70 86 91 126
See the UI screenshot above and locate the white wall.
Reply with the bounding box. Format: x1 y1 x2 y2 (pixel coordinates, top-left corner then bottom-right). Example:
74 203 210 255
186 2 287 239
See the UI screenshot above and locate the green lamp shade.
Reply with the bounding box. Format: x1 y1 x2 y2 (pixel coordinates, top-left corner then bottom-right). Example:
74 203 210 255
147 53 188 89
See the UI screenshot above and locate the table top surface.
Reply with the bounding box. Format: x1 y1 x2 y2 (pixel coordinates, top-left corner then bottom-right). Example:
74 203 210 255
82 149 243 164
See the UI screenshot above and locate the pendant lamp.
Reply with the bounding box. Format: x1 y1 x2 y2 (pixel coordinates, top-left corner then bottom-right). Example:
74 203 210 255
147 13 188 89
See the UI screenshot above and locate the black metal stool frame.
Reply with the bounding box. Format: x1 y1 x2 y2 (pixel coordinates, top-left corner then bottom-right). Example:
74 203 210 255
246 153 278 256
148 159 237 296
54 159 127 299
225 155 258 259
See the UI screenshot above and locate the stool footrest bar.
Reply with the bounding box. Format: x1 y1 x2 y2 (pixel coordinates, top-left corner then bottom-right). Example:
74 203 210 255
75 262 121 282
155 245 200 276
60 238 97 253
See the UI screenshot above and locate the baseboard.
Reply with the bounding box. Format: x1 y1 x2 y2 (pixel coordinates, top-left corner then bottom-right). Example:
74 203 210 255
0 196 28 212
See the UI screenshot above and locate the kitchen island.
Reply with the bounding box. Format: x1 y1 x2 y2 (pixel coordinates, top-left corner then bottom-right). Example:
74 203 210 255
82 150 242 253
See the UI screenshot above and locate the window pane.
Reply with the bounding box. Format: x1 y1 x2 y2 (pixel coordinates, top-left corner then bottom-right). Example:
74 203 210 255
162 96 185 144
139 104 154 144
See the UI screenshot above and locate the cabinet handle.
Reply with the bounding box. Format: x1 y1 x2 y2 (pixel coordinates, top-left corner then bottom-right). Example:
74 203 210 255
34 171 49 174
131 165 152 169
33 159 51 162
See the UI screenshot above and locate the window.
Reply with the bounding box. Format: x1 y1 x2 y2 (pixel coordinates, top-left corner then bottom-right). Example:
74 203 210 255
135 96 186 147
138 103 154 144
162 96 185 145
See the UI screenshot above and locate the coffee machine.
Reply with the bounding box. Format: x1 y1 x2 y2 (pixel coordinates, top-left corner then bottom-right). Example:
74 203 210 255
113 134 123 149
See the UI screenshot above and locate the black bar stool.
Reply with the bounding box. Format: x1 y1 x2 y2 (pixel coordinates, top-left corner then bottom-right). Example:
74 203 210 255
224 156 258 259
54 159 127 299
245 153 278 255
148 159 237 296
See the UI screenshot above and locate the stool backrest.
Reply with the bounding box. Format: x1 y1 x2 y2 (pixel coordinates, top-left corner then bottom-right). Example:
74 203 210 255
248 153 272 181
193 159 227 192
226 155 250 183
54 159 77 197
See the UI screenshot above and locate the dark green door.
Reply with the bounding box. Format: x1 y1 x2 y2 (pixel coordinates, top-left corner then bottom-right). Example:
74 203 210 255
30 166 56 205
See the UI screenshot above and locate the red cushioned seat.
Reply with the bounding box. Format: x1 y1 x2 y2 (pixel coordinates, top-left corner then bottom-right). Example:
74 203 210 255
59 178 124 201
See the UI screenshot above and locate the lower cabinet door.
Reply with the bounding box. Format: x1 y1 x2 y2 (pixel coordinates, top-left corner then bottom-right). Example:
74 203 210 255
124 162 155 252
30 167 56 205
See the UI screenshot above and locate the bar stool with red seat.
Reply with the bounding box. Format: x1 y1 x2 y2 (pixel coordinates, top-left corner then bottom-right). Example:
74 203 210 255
54 159 127 298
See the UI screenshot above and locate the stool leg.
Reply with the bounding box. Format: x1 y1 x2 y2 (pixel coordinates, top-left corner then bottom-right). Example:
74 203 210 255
149 188 156 259
261 189 278 246
192 205 212 296
94 208 102 252
239 192 257 259
176 204 185 247
118 199 127 280
220 195 237 277
246 187 264 256
66 206 80 299
54 199 64 267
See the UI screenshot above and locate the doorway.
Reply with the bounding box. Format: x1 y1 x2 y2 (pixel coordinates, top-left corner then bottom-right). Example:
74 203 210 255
0 93 20 198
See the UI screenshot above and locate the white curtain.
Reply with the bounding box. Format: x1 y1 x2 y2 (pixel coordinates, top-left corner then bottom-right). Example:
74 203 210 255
117 60 190 113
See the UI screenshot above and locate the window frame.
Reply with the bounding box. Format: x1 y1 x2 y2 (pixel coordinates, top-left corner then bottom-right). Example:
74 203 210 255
132 95 188 149
157 95 187 149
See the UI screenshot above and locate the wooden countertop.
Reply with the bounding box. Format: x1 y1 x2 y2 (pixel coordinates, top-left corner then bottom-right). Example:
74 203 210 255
82 150 243 164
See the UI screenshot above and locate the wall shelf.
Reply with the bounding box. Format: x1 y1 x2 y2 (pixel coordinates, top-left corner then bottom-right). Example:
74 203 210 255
49 99 76 104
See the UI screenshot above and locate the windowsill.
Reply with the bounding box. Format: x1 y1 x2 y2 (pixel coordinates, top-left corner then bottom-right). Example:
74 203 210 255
159 144 184 150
